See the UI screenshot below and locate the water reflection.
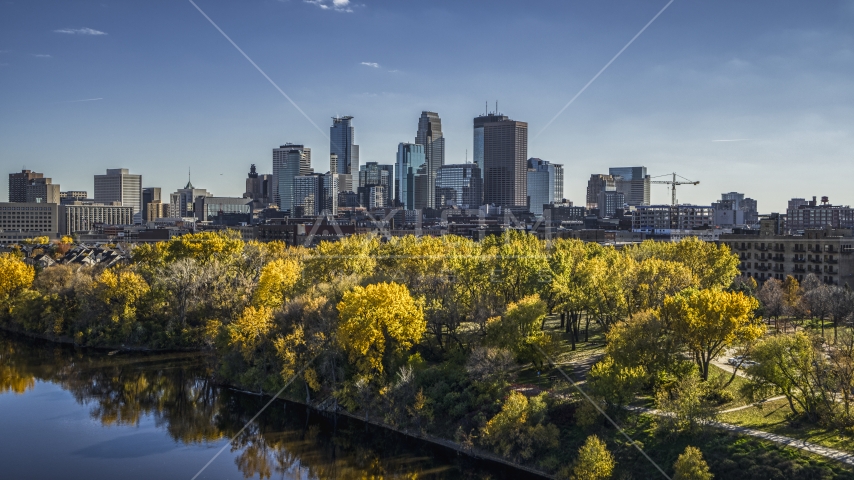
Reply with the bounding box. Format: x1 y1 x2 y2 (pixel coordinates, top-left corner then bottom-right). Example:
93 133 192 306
0 332 529 479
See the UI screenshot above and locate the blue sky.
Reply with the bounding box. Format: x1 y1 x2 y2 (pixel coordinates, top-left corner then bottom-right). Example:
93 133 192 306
1 0 853 212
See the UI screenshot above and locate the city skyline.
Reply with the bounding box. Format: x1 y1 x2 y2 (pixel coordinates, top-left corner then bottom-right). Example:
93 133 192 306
1 1 854 211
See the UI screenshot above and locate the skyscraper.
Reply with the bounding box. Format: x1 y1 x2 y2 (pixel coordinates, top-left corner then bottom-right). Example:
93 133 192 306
396 143 425 210
293 174 322 217
94 168 143 216
483 117 528 208
436 164 482 210
330 116 359 176
25 177 60 204
8 170 44 202
609 166 650 206
586 174 616 210
169 177 211 219
526 158 563 215
272 144 311 212
245 164 273 206
142 187 161 223
416 111 445 209
473 112 509 173
358 162 394 207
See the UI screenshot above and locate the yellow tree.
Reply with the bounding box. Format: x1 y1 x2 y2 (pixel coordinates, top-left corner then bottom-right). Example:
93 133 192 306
253 258 302 309
228 305 275 361
671 237 740 289
167 230 244 264
673 446 714 480
96 269 150 336
630 258 697 313
663 288 763 380
336 282 425 377
549 239 597 349
483 230 549 304
0 253 36 314
566 435 615 480
587 249 636 330
486 294 551 367
304 235 379 284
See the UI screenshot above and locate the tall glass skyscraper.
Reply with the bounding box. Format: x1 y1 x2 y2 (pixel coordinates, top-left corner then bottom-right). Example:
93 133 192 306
526 158 564 215
483 116 528 208
396 143 425 210
416 111 445 209
609 166 650 206
473 112 509 173
436 164 482 210
330 116 359 176
273 144 312 213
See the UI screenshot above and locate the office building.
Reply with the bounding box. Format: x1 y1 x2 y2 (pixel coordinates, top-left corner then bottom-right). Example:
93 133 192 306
273 144 312 213
586 174 616 210
632 205 714 232
60 202 134 235
193 197 253 226
414 165 430 210
786 196 854 233
60 191 88 204
436 164 482 210
0 202 60 240
323 172 348 215
330 116 359 176
358 162 394 208
527 158 564 215
609 166 650 206
142 187 161 224
720 223 854 286
8 170 44 203
245 164 273 206
169 178 211 219
597 191 625 219
711 192 758 227
473 112 509 173
26 177 61 204
293 174 323 217
94 168 143 215
146 201 169 222
483 116 528 208
416 111 445 208
396 143 425 210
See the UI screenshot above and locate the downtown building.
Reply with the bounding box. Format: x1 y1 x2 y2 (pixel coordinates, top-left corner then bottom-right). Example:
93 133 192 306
482 115 528 209
169 178 211 219
435 164 483 210
632 204 715 233
0 202 60 242
786 196 854 233
609 166 650 206
415 112 445 209
396 143 425 210
94 168 143 217
358 162 394 208
586 174 616 210
245 164 273 207
8 170 45 203
330 116 359 176
527 158 564 215
711 192 759 227
60 202 135 235
720 221 854 286
273 144 312 212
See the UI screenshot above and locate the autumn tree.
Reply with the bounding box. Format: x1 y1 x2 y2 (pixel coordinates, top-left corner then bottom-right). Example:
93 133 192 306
486 294 552 367
549 239 596 349
0 253 35 315
95 268 150 338
480 391 559 462
563 435 614 480
253 258 302 309
604 310 686 385
663 288 763 380
673 446 713 480
336 282 425 378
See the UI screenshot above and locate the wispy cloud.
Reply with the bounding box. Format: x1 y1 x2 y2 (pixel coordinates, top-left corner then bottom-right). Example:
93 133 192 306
33 54 52 58
305 0 353 13
360 62 379 68
712 139 752 142
65 97 104 103
54 28 107 35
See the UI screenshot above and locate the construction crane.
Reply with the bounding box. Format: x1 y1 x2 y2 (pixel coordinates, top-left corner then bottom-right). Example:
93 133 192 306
651 173 699 206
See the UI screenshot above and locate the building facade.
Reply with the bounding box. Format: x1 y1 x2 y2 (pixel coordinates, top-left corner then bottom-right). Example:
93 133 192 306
142 187 161 223
720 224 854 286
473 113 508 173
8 170 44 203
586 174 616 210
786 196 854 233
330 116 359 176
396 143 425 210
435 164 482 210
169 180 211 219
60 202 134 235
597 190 625 219
0 202 60 240
273 144 311 209
609 166 650 206
193 197 253 225
483 117 528 208
632 205 715 232
25 177 61 204
94 168 143 215
294 174 322 217
245 164 272 206
358 162 394 208
145 201 169 222
526 158 563 215
415 111 445 209
711 192 758 227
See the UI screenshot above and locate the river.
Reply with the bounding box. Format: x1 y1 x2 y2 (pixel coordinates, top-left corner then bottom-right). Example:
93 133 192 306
0 331 539 480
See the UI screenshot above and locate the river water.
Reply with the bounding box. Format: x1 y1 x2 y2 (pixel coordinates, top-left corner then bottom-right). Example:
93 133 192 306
0 331 536 480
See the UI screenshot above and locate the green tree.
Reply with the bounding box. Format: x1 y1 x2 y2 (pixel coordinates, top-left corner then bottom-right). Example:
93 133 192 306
673 446 713 480
564 434 614 480
587 356 645 408
486 294 552 367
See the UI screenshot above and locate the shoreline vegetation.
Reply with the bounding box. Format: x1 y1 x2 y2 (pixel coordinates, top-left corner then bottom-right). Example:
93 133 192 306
3 230 854 478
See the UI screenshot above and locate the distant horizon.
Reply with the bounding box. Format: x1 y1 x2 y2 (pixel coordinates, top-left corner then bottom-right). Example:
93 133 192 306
2 0 853 212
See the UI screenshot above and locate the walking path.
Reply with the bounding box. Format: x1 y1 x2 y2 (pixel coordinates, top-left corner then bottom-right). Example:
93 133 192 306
718 396 786 414
626 405 854 467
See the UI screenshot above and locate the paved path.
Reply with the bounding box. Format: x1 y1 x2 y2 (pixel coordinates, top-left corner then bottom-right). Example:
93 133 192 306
626 406 854 467
718 396 787 414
